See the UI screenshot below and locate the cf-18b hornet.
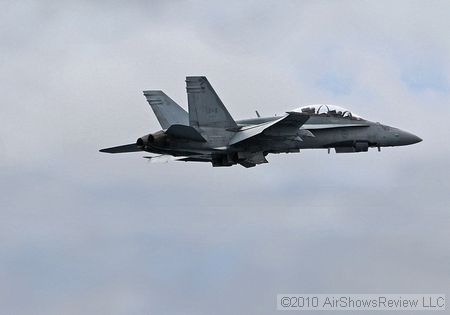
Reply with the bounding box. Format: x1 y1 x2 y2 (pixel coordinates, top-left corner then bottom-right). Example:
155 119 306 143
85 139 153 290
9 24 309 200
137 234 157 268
100 76 422 168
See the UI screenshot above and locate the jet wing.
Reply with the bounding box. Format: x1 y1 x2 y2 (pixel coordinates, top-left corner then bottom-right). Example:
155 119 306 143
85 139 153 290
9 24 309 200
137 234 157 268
229 112 309 145
99 143 142 153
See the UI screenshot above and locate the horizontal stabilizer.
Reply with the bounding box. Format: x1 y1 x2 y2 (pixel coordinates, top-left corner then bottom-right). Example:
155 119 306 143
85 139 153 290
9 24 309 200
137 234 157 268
100 143 142 154
165 124 207 142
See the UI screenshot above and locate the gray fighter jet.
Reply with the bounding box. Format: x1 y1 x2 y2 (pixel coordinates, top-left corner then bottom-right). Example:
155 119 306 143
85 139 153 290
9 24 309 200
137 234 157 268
100 76 422 168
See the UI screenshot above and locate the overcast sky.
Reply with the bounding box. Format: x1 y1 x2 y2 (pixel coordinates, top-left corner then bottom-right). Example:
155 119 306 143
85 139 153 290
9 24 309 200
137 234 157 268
1 1 449 314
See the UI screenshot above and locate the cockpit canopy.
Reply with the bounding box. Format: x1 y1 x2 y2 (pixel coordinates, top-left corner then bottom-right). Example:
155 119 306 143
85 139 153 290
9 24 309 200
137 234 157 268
293 104 363 120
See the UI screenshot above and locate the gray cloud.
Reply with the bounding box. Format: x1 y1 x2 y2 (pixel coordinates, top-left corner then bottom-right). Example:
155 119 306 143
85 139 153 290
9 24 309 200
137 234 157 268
1 1 449 314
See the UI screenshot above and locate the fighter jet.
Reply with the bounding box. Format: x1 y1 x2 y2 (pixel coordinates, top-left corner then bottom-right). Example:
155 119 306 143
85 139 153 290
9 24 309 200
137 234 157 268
100 76 422 168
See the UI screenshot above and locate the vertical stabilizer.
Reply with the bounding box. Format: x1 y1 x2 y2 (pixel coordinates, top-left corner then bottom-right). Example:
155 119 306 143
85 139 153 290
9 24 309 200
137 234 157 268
143 90 189 129
186 76 237 129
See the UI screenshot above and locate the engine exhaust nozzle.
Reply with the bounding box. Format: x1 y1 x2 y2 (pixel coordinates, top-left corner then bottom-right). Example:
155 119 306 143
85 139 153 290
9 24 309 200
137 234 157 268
136 131 166 148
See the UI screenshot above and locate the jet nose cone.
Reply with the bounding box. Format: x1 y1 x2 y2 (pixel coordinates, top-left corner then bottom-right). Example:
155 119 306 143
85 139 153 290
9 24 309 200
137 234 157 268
400 131 422 145
412 134 422 144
